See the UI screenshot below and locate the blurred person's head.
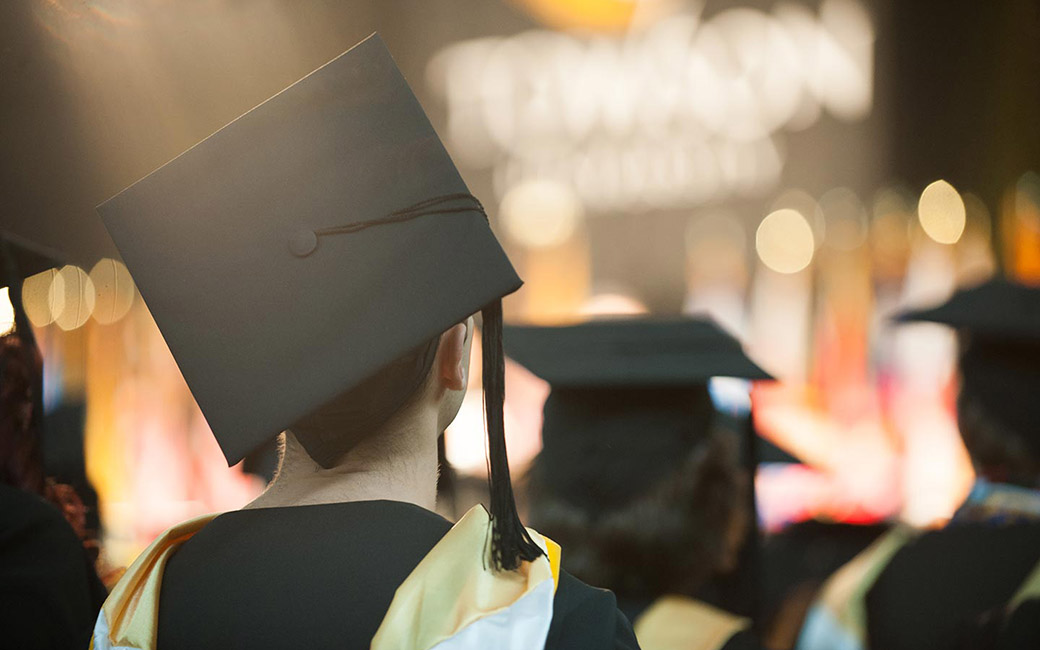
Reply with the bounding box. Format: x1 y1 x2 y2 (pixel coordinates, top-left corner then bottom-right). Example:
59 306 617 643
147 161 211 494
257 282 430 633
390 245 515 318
897 279 1040 487
0 333 92 545
505 318 771 603
526 386 749 603
955 334 1040 486
0 333 45 494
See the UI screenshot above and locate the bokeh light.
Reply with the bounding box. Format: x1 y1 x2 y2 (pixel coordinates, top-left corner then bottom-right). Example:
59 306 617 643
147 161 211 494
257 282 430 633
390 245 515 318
581 292 649 317
756 208 816 273
500 179 583 249
0 288 15 336
917 180 966 244
90 258 135 325
52 265 96 331
21 269 61 327
817 187 868 250
771 189 823 248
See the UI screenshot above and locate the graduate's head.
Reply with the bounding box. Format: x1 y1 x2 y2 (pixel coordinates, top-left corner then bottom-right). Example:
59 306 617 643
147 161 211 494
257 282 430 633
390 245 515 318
288 317 474 466
0 233 62 496
955 334 1040 485
96 35 543 571
506 318 772 599
896 279 1040 485
527 386 749 601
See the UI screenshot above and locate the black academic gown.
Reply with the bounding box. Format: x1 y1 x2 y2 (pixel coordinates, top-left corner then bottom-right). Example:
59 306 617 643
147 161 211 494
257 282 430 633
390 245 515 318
0 483 107 650
157 500 639 649
865 522 1040 650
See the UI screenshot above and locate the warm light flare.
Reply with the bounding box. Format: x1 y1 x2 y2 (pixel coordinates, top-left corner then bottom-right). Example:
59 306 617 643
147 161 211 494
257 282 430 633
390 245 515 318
501 179 583 249
22 269 61 328
756 208 815 273
0 288 15 336
52 265 95 331
918 180 966 244
90 258 135 325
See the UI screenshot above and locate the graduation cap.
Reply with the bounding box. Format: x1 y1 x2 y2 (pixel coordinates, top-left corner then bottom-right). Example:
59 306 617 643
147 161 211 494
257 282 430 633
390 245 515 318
97 34 540 570
896 278 1040 448
505 317 773 513
894 278 1040 341
509 317 776 618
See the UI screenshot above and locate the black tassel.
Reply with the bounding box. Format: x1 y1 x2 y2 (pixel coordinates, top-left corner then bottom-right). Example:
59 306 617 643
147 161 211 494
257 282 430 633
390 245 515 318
481 299 544 571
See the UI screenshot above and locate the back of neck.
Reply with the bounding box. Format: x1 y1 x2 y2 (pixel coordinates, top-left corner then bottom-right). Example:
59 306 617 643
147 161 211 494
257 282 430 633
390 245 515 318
245 417 439 512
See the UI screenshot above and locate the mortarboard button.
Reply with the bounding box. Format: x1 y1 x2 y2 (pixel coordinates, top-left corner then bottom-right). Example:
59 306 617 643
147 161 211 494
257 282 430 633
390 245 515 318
289 230 318 257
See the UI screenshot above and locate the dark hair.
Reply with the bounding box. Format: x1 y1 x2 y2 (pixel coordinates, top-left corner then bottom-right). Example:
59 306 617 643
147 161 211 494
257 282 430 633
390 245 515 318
955 335 1040 485
527 426 746 601
0 334 46 494
291 300 542 571
0 334 93 546
290 336 440 468
957 389 1040 486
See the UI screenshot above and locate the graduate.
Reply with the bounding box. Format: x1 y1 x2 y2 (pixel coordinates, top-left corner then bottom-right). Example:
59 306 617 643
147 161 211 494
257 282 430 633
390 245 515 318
798 278 1040 650
90 35 639 650
506 317 774 650
0 234 107 649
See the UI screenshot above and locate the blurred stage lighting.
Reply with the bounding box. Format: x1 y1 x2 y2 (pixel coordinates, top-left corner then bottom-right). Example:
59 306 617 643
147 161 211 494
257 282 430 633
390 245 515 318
52 265 95 331
90 258 135 325
0 288 15 336
917 180 966 245
22 269 61 328
817 187 868 251
500 179 583 248
756 208 815 273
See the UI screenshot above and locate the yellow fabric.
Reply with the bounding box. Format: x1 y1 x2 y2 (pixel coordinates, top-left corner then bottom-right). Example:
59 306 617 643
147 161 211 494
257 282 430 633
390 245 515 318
1009 556 1040 610
371 505 559 650
544 534 561 594
634 596 750 650
815 526 916 643
95 513 217 650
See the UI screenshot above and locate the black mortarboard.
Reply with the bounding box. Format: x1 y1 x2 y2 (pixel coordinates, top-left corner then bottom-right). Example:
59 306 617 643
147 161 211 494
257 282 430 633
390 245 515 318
894 278 1040 340
506 317 773 513
505 317 773 389
98 34 539 569
896 278 1040 448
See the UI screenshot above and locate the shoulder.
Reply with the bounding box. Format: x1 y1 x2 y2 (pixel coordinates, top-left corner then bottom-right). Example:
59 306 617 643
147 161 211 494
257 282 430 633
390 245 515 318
546 570 640 650
867 523 1040 650
0 484 85 561
0 485 101 648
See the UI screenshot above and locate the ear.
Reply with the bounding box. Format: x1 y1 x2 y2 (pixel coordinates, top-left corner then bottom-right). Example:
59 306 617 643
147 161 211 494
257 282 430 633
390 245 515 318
437 320 470 391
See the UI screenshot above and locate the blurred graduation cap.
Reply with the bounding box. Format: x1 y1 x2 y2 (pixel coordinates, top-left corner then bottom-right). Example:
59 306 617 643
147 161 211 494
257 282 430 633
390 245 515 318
98 34 539 569
508 316 778 618
894 277 1040 341
896 277 1040 448
506 317 774 512
506 317 772 388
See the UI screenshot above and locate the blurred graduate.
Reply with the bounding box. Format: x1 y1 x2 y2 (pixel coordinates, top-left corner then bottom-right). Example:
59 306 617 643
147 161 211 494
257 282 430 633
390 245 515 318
90 35 638 650
798 278 1040 650
0 234 107 649
508 318 774 650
